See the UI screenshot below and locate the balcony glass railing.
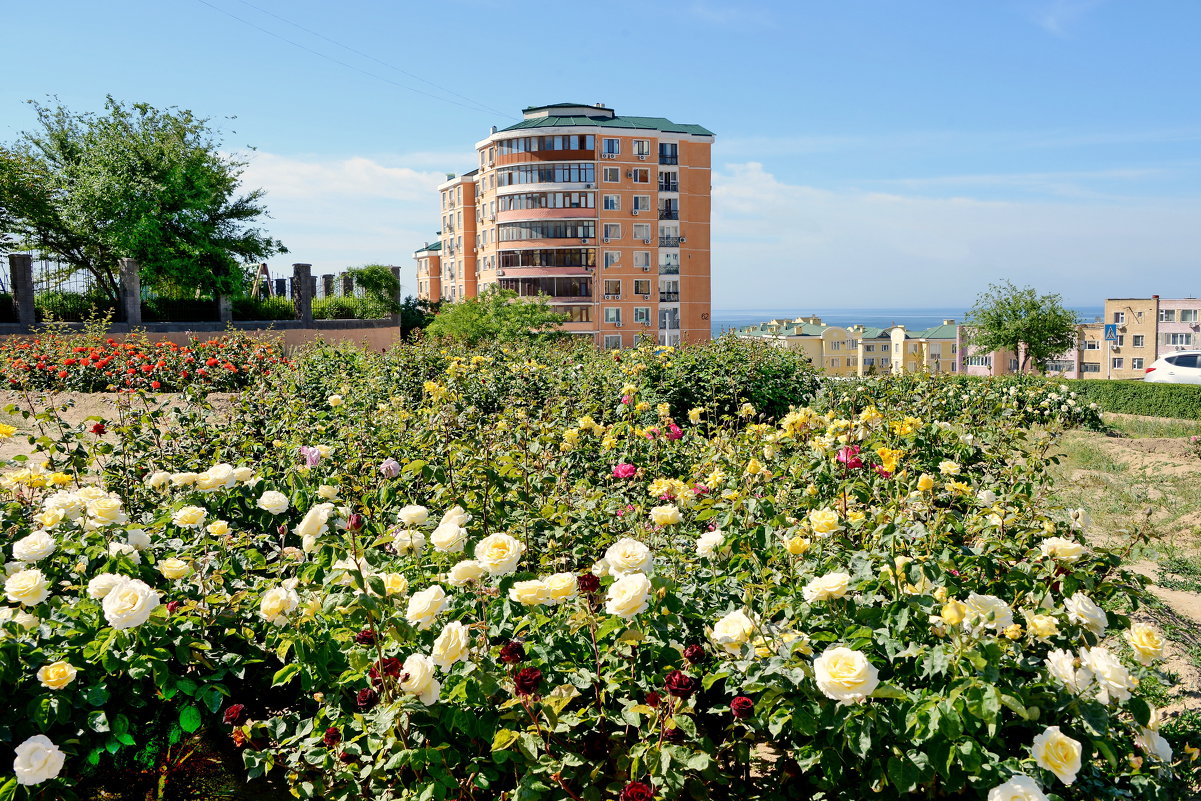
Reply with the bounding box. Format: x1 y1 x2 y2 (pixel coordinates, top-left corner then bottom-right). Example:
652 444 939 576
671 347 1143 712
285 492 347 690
659 264 679 275
658 209 679 220
658 155 678 165
658 291 680 302
658 236 682 248
658 182 679 193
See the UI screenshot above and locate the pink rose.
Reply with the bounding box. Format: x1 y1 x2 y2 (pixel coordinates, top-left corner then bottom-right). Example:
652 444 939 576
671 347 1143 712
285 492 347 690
836 446 863 469
666 424 683 440
612 463 637 479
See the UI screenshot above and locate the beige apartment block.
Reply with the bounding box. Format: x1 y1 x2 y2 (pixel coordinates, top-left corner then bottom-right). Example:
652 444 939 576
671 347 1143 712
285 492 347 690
1104 298 1159 379
415 103 714 348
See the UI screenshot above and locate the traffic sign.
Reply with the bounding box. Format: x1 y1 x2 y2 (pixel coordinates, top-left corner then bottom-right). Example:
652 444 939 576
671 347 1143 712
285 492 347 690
1104 324 1119 342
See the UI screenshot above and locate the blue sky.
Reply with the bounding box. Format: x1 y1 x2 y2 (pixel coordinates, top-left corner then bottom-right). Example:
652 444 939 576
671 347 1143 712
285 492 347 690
5 0 1200 308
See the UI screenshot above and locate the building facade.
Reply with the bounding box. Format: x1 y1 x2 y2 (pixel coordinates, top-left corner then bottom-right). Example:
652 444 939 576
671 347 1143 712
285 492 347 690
1104 296 1200 378
416 103 714 347
735 317 960 376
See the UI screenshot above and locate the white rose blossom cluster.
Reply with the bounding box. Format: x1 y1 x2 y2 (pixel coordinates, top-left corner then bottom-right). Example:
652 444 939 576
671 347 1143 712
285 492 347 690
146 463 258 492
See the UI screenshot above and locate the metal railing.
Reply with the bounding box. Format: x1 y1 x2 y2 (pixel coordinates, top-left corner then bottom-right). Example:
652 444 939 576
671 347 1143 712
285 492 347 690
658 182 679 192
659 265 679 275
658 291 680 302
658 236 682 248
658 209 679 220
658 155 678 165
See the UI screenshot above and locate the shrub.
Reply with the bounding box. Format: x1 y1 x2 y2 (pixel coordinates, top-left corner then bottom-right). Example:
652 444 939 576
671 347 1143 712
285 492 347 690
34 290 117 322
312 296 363 320
1069 379 1201 421
232 295 296 321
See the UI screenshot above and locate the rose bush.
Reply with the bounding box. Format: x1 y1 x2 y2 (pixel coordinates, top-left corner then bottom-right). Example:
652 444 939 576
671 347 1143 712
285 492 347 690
0 336 1195 800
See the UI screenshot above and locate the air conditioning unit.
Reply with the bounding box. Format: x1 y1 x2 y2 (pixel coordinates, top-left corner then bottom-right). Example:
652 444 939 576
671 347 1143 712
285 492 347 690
638 154 647 160
604 294 620 300
632 209 640 215
584 183 594 189
626 171 634 178
678 236 686 243
640 294 650 300
643 239 652 245
496 269 505 276
615 322 623 328
642 320 651 326
640 266 650 272
603 237 611 243
581 238 590 243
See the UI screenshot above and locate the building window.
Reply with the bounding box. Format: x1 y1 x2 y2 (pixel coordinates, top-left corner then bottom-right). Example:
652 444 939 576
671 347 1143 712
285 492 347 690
658 142 678 164
864 344 875 352
863 358 874 367
556 306 591 323
1115 335 1124 346
634 307 651 324
830 358 839 368
604 251 620 268
632 168 650 183
633 195 651 211
951 344 957 354
603 195 620 211
1045 360 1075 372
1132 335 1145 347
830 341 840 351
633 252 650 269
603 167 620 183
1159 309 1177 323
1163 333 1195 346
1081 362 1100 373
603 224 621 240
1131 357 1144 370
633 223 651 240
496 192 595 211
880 358 890 367
1110 357 1125 369
604 335 622 350
603 279 621 298
1113 311 1126 324
632 139 651 156
604 307 622 324
1009 359 1019 371
1181 309 1199 322
950 363 957 372
1083 340 1100 350
602 138 620 156
497 163 596 186
633 279 651 295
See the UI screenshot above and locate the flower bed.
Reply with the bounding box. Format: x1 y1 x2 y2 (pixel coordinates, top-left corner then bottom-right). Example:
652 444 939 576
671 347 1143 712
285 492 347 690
0 339 1194 800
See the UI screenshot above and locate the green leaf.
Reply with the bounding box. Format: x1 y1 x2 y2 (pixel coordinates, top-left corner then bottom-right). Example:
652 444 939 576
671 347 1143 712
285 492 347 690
272 663 301 687
179 705 202 734
1127 696 1152 728
0 777 16 801
491 729 519 752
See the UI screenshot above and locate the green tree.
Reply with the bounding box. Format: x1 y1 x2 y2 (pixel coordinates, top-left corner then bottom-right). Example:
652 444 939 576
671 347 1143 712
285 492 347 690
424 287 568 344
0 96 286 303
963 280 1079 373
347 264 401 316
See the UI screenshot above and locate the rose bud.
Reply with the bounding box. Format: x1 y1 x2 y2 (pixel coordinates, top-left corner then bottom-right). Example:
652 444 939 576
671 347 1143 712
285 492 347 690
577 573 601 594
90 423 106 435
730 696 754 719
664 670 695 699
323 727 342 748
356 687 378 710
663 726 687 744
166 600 182 615
347 513 364 532
620 781 655 801
231 729 249 748
223 704 248 726
369 657 402 685
355 628 377 646
513 667 543 696
683 644 707 664
499 641 526 664
338 750 356 765
645 691 662 708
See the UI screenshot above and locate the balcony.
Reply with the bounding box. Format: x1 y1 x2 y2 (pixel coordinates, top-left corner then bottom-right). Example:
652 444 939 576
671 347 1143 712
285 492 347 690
658 209 679 220
659 264 679 275
658 182 679 193
659 155 678 165
658 236 682 248
658 291 680 302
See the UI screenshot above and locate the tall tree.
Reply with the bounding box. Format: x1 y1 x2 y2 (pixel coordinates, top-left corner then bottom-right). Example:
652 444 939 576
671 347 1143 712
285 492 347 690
424 287 568 344
0 96 286 302
963 280 1079 373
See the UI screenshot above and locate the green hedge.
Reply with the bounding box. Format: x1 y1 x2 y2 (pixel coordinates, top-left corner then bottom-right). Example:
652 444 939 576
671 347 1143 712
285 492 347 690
1070 378 1201 420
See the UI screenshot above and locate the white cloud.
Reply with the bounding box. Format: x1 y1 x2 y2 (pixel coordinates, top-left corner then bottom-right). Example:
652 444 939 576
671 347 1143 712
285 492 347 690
712 162 1201 308
1031 0 1107 35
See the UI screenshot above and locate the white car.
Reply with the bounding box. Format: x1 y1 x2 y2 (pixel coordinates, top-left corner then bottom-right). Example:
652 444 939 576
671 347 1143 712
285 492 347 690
1144 350 1201 384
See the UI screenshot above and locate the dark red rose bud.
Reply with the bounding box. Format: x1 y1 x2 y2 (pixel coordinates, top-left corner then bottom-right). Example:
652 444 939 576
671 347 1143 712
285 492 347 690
90 423 106 435
663 726 686 744
664 670 695 699
338 750 356 764
514 667 543 696
277 523 289 538
347 513 364 532
356 687 378 710
683 644 707 664
645 691 662 708
369 657 402 685
223 704 248 726
323 727 342 748
577 573 600 594
166 600 182 614
621 781 655 801
730 696 754 719
499 640 526 664
355 628 377 646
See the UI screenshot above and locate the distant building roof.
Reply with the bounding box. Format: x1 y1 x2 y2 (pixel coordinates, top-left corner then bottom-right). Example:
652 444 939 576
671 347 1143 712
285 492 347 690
414 241 442 254
501 103 713 137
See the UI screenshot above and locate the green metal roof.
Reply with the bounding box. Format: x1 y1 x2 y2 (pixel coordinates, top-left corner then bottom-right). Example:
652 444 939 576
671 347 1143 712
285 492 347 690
909 323 959 340
414 241 442 254
501 115 714 137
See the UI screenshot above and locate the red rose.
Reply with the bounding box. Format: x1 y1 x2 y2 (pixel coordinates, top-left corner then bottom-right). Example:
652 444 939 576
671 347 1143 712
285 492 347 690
577 573 601 594
513 667 542 696
223 704 248 726
645 691 662 708
663 726 686 744
322 727 342 748
369 657 402 685
664 670 695 699
620 781 654 801
354 628 377 646
683 644 707 664
730 696 754 719
90 423 106 435
356 687 378 710
499 641 526 664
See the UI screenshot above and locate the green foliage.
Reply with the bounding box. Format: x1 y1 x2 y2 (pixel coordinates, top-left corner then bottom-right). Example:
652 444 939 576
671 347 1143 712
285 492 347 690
398 296 437 337
0 96 286 302
964 281 1080 372
34 290 117 323
346 265 400 316
311 296 362 320
1069 379 1201 421
424 286 569 344
232 295 296 322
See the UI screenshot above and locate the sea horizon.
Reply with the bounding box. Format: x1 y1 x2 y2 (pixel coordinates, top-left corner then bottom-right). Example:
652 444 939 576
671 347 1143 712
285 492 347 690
710 306 1106 339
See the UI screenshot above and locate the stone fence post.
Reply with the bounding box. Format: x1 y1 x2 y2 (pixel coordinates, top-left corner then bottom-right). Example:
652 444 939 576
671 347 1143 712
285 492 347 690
7 254 35 329
218 294 232 323
292 263 313 325
119 258 141 325
391 265 403 322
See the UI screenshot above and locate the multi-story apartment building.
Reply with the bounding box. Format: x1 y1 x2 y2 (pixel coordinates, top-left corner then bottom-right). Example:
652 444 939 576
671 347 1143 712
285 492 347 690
1104 296 1200 378
735 317 960 376
416 103 714 347
413 241 441 301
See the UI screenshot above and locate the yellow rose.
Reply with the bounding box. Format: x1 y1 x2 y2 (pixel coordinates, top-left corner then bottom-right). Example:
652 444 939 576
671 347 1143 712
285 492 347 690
259 586 299 626
158 558 191 579
206 520 230 537
711 609 756 654
1032 726 1082 785
604 573 652 619
382 572 409 596
406 585 449 630
802 572 850 602
785 535 810 555
808 508 842 537
635 401 650 413
688 408 703 424
172 505 207 528
543 572 578 604
509 579 549 606
35 508 65 529
37 661 78 690
446 560 485 587
940 600 967 626
400 654 441 705
1025 613 1059 640
1124 622 1164 665
5 569 50 606
473 534 525 576
744 458 764 476
813 646 879 704
327 395 343 407
317 485 339 500
1003 624 1024 640
917 474 935 492
650 505 682 527
430 621 470 669
0 423 15 438
938 460 961 476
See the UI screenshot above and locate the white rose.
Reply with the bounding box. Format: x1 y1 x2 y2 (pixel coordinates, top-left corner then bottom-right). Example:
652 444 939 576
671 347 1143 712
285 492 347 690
259 585 299 626
1135 727 1173 762
543 572 578 604
987 775 1048 801
398 505 429 526
440 505 471 527
696 531 726 559
1040 537 1086 562
1032 726 1081 785
393 528 426 556
37 660 78 690
431 621 471 669
802 572 851 603
649 504 682 526
605 572 652 619
1044 649 1084 692
195 464 235 492
604 538 654 576
13 734 65 785
170 472 199 487
5 568 50 606
1065 592 1107 636
295 502 335 549
317 484 339 500
813 646 879 704
172 505 207 528
86 573 125 600
125 528 151 550
1124 622 1164 665
232 466 257 484
158 558 191 579
327 394 343 407
965 593 1014 632
711 609 756 655
1079 646 1133 704
108 542 141 565
976 489 998 506
13 531 56 562
145 471 171 489
474 533 525 576
86 497 127 528
34 508 64 529
430 522 468 553
102 578 160 630
406 585 449 630
446 560 486 587
256 490 290 515
399 653 441 705
591 558 610 577
509 579 549 606
382 572 408 596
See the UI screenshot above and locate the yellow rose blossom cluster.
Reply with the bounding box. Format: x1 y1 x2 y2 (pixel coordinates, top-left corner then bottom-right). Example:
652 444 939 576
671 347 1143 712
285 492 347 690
875 447 903 474
889 416 923 436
